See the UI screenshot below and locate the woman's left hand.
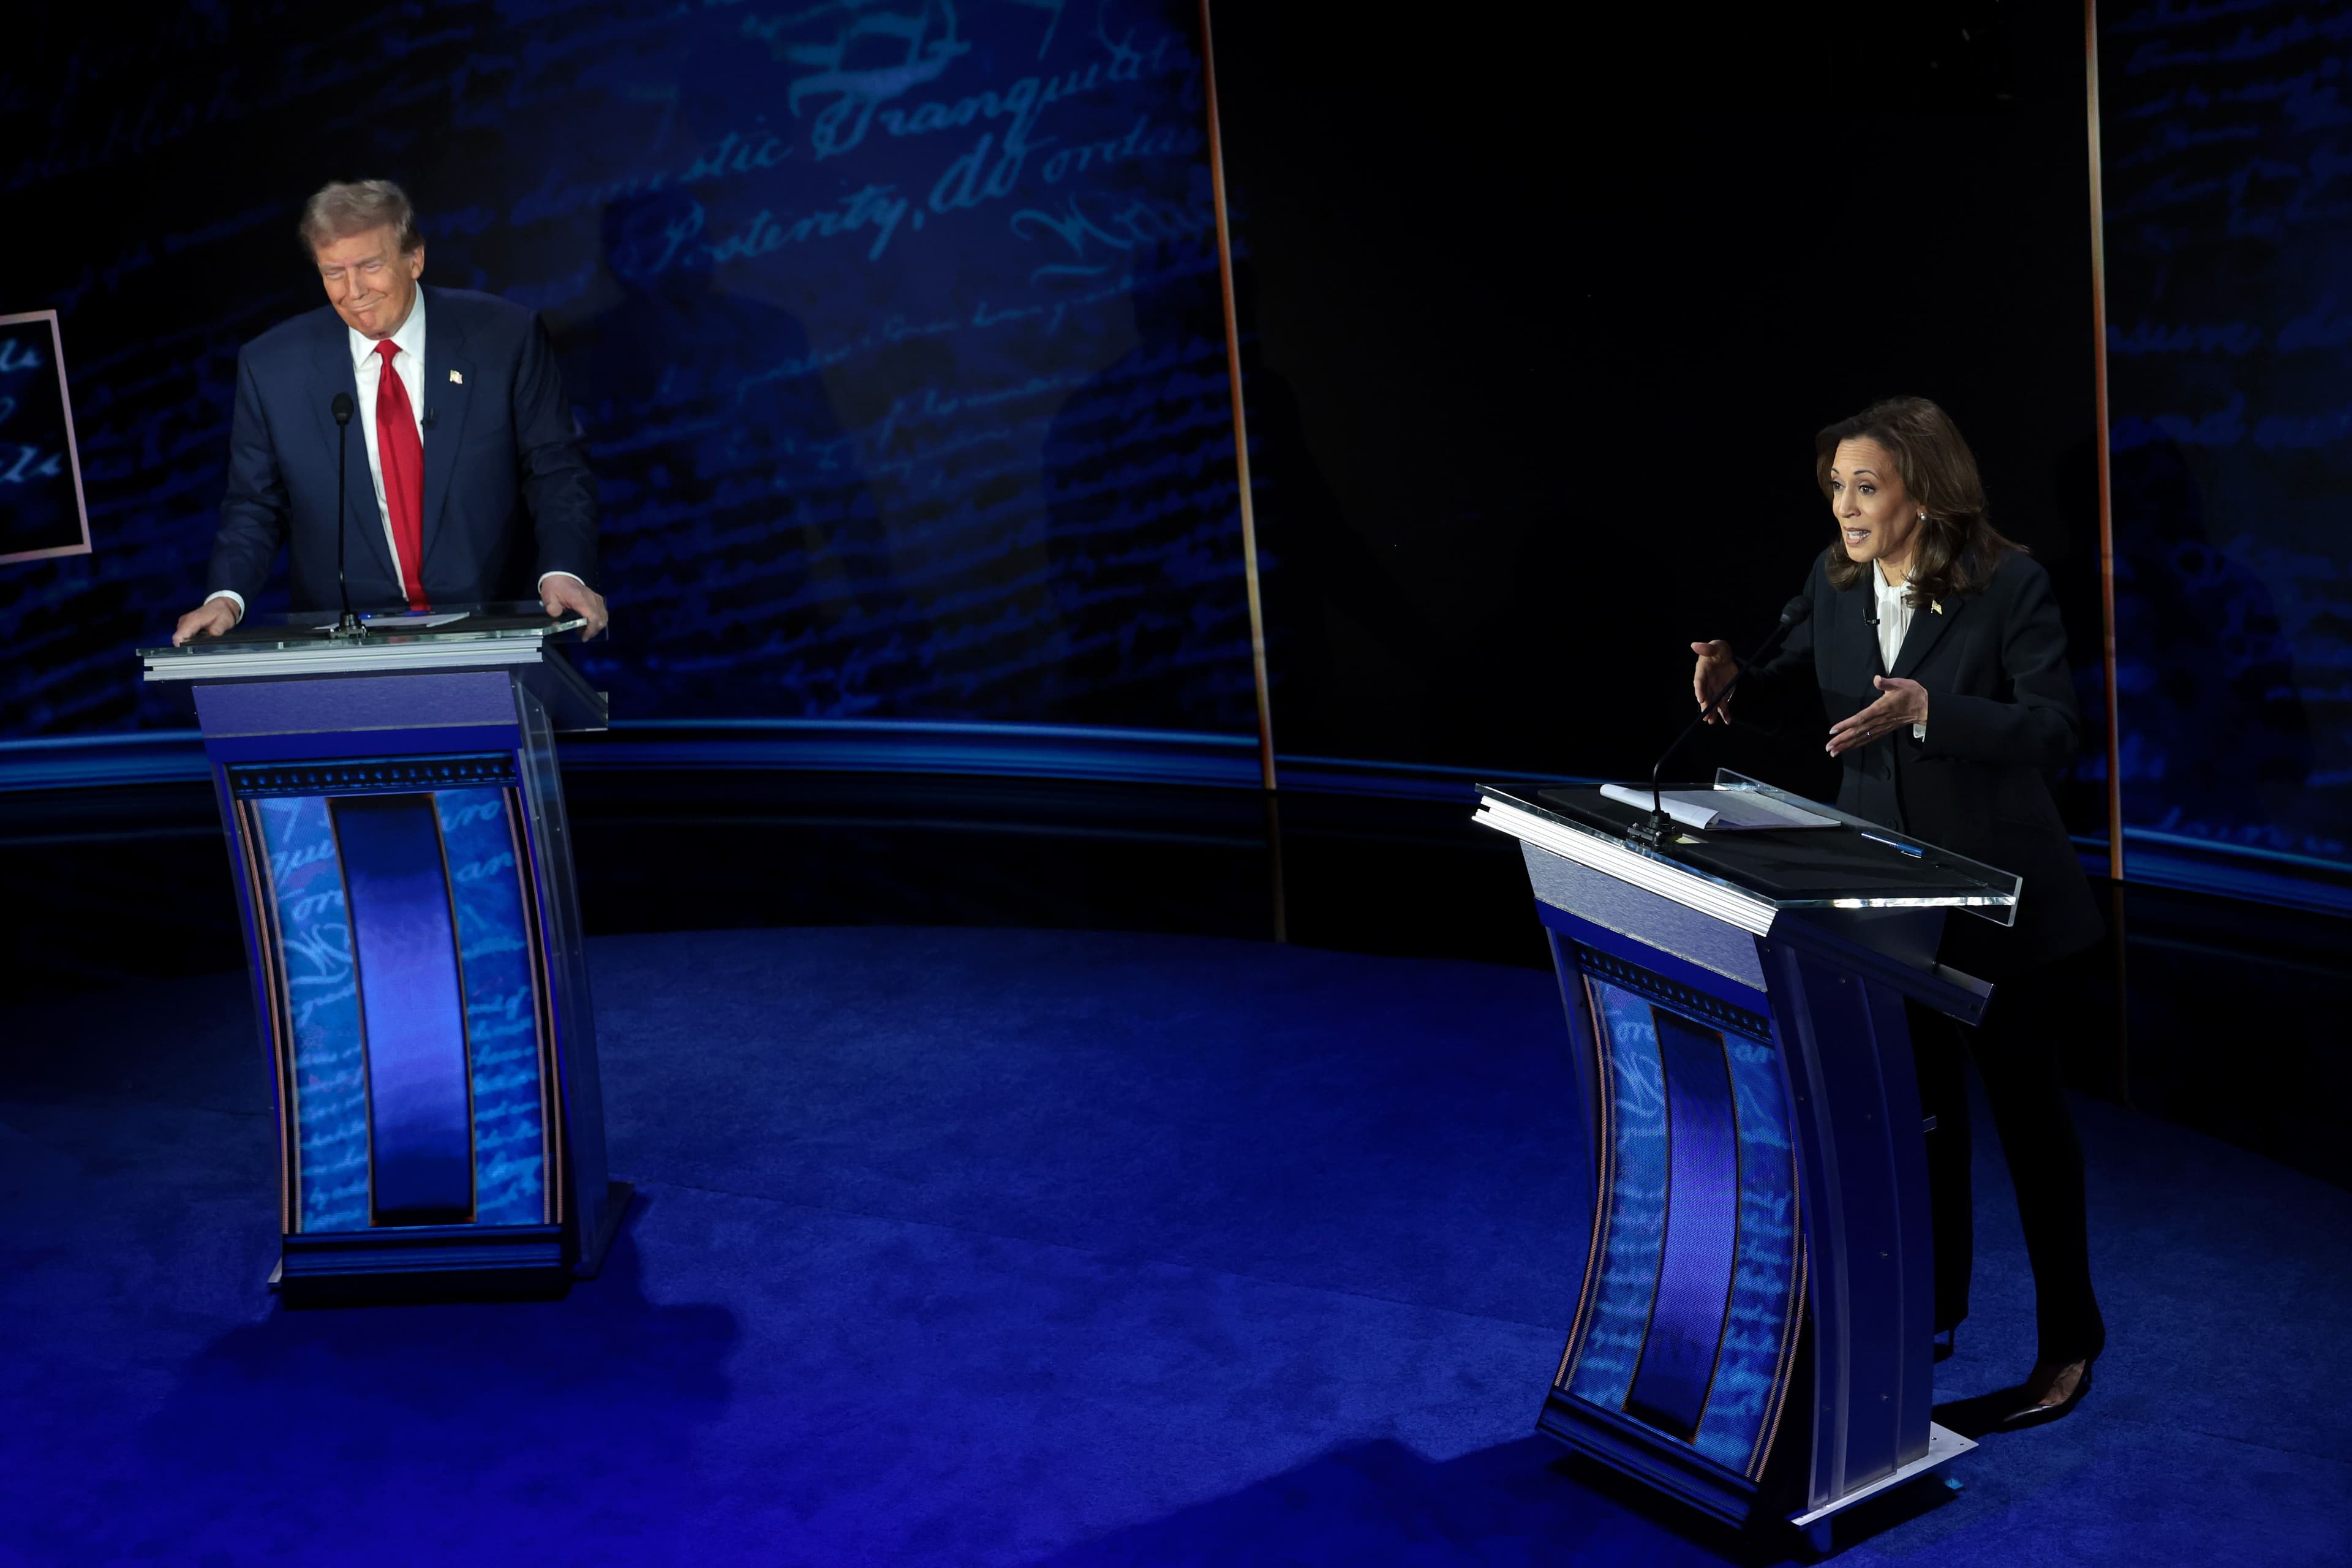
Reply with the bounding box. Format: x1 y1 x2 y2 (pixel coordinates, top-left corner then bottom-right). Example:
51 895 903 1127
1826 676 1929 756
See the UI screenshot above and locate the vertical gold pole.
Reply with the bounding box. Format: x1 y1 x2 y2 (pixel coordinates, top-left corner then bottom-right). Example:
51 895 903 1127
2086 0 2122 885
2087 0 2128 1102
1197 0 1286 941
1197 0 1276 797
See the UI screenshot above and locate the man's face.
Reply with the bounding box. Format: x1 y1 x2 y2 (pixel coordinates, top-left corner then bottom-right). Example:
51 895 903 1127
314 226 424 340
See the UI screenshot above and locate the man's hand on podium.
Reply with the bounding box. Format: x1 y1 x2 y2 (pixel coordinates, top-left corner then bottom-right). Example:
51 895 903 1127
173 598 239 646
541 573 609 641
1691 640 1738 724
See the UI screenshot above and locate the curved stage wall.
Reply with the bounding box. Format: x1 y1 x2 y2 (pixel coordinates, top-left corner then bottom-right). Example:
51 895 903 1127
4 2 2352 915
2096 0 2352 914
1 2 1257 740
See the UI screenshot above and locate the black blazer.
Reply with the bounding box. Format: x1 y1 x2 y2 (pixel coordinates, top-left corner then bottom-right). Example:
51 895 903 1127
205 286 599 611
1751 546 2104 974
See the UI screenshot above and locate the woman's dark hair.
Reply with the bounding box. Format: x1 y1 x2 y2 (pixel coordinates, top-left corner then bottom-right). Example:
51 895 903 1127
1817 396 2021 605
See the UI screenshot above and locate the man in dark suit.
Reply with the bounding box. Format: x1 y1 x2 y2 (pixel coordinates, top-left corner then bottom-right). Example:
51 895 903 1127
173 179 608 643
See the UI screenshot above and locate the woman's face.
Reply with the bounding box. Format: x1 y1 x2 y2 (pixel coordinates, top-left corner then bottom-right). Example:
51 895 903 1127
1826 438 1924 573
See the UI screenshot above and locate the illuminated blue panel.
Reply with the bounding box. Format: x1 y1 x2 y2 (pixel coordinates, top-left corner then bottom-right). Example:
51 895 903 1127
0 313 89 564
1624 1010 1740 1441
1567 981 1667 1409
333 795 475 1226
435 788 546 1226
1694 1028 1800 1474
252 796 370 1232
1561 968 1804 1479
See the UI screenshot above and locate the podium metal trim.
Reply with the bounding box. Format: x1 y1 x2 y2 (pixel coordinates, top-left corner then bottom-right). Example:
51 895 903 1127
143 638 555 680
1477 794 1779 935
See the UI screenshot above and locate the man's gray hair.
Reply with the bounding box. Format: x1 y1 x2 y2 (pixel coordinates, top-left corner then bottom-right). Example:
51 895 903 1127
299 179 423 256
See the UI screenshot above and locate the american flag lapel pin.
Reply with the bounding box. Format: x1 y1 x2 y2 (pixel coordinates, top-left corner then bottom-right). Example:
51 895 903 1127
449 369 463 385
1931 600 1943 614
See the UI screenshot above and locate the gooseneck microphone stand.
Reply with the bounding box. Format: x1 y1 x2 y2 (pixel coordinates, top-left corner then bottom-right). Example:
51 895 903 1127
1627 597 1812 847
329 392 362 641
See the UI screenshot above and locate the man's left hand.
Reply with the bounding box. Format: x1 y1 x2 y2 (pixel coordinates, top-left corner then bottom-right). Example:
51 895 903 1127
541 575 609 641
1826 676 1928 756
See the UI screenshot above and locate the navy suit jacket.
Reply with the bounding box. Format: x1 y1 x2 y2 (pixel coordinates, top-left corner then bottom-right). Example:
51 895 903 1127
1749 546 2105 975
205 285 598 611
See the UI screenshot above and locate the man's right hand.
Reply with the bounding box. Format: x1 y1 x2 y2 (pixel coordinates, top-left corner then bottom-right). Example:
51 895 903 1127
1691 639 1738 724
173 598 240 646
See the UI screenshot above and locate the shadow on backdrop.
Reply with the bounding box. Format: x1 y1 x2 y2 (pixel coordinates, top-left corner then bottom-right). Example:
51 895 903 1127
2109 435 2313 846
557 186 903 717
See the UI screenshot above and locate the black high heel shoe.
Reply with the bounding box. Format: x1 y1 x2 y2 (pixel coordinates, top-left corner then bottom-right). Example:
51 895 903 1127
1999 1357 2095 1429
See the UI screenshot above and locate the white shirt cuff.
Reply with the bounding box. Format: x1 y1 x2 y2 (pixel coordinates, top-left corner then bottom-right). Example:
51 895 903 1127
204 590 246 624
537 571 585 592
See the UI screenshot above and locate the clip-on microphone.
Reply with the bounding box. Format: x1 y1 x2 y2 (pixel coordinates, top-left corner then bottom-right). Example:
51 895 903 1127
1628 596 1813 847
329 392 362 642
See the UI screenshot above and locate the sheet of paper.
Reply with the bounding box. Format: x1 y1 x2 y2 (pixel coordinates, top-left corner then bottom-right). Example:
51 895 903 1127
1599 783 1840 832
363 612 471 628
1599 783 1721 829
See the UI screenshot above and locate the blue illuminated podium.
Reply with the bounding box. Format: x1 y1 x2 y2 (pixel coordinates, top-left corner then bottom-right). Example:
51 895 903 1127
1477 774 2019 1551
142 610 625 1302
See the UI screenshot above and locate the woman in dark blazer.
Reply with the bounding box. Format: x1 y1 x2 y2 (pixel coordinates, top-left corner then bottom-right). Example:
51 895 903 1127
1693 396 2105 1425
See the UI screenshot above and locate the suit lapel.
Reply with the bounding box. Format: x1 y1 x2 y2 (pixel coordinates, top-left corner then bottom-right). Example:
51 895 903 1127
1836 576 1884 684
419 288 473 573
1890 586 1966 680
310 314 399 587
1860 577 1888 679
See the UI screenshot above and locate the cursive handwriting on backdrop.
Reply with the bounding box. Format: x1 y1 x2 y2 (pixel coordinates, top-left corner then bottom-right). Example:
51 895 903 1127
0 1 1256 739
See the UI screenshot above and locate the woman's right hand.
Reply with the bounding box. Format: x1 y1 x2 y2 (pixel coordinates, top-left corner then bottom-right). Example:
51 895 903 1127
1691 640 1738 723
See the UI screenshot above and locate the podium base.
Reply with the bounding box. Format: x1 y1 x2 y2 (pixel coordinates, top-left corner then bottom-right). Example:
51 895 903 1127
267 1180 637 1305
575 1180 635 1280
1788 1421 1975 1558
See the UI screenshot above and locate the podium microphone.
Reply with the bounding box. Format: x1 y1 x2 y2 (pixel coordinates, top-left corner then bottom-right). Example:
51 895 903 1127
330 393 360 640
1629 595 1813 847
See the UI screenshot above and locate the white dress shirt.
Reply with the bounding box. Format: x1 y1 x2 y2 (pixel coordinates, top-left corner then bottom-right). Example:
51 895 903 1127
206 290 580 620
353 287 430 583
1873 562 1928 741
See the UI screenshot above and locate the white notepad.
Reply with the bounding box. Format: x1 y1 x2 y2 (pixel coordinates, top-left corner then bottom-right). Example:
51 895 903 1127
310 612 472 631
1599 784 1840 832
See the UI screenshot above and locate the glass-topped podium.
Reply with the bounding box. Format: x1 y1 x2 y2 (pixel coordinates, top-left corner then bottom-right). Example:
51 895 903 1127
140 604 625 1302
1510 773 2020 917
144 601 602 665
1476 771 2007 1553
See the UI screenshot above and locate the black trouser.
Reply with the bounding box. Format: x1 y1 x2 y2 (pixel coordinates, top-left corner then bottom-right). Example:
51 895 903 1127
1908 965 2105 1368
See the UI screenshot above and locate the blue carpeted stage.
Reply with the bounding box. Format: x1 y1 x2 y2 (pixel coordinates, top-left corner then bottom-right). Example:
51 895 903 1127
4 926 2345 1565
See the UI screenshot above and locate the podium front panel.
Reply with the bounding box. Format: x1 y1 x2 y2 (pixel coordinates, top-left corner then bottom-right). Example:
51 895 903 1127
140 628 619 1297
233 758 557 1235
1538 921 1807 1519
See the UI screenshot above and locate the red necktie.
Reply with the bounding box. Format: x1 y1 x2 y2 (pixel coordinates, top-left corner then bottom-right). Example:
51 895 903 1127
373 339 429 611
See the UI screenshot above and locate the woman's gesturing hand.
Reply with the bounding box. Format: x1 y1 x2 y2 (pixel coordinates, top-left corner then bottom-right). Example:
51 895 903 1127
1691 640 1738 724
1826 676 1929 756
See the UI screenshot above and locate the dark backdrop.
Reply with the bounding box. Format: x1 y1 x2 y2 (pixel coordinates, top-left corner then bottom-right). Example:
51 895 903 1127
2097 0 2352 891
1215 1 2110 834
0 1 1257 739
1 1 2116 854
